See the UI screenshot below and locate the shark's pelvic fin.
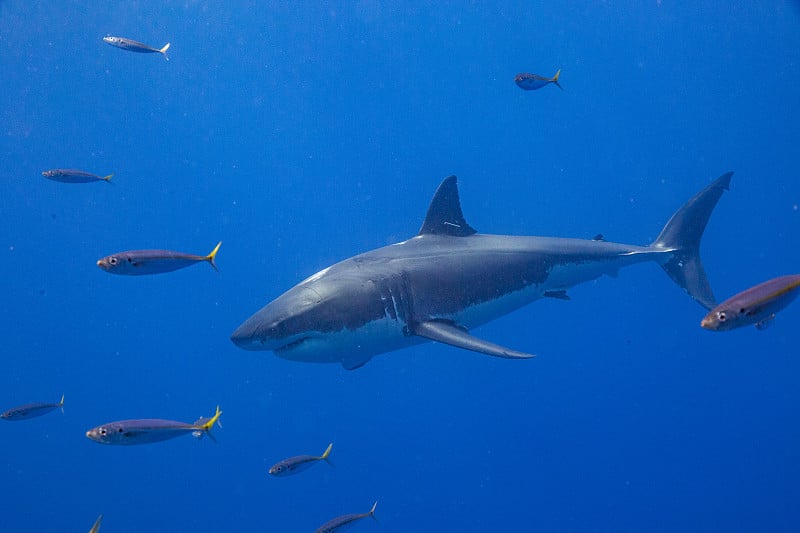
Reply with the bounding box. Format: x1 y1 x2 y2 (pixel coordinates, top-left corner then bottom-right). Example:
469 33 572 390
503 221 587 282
418 176 477 237
651 171 733 310
411 319 534 359
342 353 372 370
544 290 570 300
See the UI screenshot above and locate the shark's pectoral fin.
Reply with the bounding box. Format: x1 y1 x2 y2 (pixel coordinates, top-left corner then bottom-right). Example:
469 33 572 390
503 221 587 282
411 319 535 360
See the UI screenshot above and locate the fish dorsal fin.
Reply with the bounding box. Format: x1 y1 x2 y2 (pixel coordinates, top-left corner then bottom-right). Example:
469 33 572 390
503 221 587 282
418 176 477 237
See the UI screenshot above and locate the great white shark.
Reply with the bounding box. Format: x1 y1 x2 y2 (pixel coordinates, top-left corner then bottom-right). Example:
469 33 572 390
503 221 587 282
231 173 732 369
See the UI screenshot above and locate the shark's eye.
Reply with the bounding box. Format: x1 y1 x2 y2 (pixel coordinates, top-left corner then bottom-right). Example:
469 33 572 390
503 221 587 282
717 311 727 322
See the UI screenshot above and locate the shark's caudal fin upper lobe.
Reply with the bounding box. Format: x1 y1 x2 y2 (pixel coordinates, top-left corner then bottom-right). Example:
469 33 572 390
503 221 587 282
651 171 733 310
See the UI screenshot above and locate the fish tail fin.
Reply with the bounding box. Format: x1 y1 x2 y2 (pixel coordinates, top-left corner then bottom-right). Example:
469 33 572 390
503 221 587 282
160 43 171 60
103 173 114 182
193 405 222 437
651 172 733 310
552 69 563 90
320 442 334 465
204 405 223 431
90 514 103 533
192 406 221 441
206 241 222 271
59 394 64 413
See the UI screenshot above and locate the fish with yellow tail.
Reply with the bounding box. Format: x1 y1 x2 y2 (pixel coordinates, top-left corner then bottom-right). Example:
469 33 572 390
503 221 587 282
42 169 113 184
85 406 222 445
701 274 800 331
1 395 64 421
269 442 333 476
315 501 377 533
97 242 221 275
515 69 562 91
103 36 170 60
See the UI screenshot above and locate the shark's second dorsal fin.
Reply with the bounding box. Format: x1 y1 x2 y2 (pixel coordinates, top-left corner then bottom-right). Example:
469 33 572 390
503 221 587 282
418 176 477 237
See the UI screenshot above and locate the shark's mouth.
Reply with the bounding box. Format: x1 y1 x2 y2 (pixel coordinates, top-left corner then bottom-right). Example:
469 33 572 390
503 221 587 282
271 334 345 364
274 336 312 354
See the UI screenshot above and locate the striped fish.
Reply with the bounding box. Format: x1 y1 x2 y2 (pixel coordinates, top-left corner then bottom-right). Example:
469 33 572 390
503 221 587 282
42 169 112 183
315 502 377 533
97 242 221 275
103 36 170 60
701 274 800 331
1 395 64 421
514 69 562 91
269 443 333 476
85 406 222 445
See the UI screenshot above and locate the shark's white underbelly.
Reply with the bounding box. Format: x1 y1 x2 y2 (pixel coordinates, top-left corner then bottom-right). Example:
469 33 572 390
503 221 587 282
443 257 649 329
274 314 422 365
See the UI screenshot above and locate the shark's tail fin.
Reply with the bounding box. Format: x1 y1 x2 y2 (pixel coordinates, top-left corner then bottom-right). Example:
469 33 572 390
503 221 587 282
651 172 733 310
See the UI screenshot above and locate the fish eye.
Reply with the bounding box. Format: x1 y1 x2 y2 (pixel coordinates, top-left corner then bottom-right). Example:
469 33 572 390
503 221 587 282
109 257 118 265
717 311 727 322
118 427 123 432
99 427 107 436
127 257 132 263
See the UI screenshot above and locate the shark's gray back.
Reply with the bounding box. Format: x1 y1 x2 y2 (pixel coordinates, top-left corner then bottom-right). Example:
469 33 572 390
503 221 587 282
323 233 657 329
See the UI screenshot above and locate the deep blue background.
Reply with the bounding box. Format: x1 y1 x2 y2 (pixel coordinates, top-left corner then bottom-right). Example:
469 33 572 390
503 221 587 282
1 2 800 532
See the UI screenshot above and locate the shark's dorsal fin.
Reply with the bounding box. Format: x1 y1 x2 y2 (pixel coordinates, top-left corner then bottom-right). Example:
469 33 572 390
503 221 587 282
418 176 477 237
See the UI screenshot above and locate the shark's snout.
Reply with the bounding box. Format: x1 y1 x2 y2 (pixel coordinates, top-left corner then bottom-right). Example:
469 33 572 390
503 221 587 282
230 312 287 351
230 322 264 350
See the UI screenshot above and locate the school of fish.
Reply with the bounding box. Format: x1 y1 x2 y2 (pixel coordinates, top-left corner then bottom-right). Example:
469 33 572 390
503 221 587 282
6 26 796 533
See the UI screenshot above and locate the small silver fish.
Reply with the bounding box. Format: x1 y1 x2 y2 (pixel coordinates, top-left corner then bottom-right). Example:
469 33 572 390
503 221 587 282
269 442 333 476
103 36 170 60
97 242 221 275
701 274 800 331
1 395 64 421
85 406 222 445
315 502 377 533
88 514 103 533
515 69 562 91
42 169 113 183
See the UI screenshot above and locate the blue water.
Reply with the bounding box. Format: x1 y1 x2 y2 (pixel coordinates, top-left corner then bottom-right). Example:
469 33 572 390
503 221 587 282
1 2 800 532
